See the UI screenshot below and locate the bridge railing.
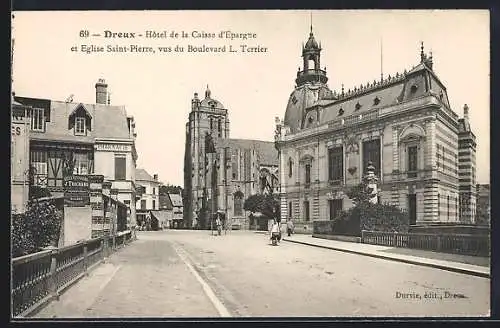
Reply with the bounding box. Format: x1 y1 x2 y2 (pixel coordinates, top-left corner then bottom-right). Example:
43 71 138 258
11 230 134 318
361 230 490 257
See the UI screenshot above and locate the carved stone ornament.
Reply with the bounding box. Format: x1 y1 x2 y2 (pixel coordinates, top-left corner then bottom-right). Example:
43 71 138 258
343 130 360 154
348 167 357 176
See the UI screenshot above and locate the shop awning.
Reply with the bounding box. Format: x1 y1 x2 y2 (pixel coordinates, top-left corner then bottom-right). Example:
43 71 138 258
151 210 172 223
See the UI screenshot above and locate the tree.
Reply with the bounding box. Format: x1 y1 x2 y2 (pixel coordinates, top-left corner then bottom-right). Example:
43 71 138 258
29 186 51 200
243 193 280 222
320 181 409 236
159 184 183 196
345 180 375 206
12 198 63 257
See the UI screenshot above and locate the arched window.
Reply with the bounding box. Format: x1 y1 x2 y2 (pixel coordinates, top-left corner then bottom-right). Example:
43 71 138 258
288 158 293 178
234 190 244 216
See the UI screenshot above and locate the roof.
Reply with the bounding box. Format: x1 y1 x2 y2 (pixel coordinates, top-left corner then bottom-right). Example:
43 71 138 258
168 193 183 207
159 195 173 210
14 97 133 143
151 210 172 222
217 138 278 166
304 31 320 50
284 82 333 133
135 168 155 182
285 44 456 133
198 86 225 109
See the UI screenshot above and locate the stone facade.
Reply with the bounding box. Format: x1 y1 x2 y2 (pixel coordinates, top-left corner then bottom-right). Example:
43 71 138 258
183 87 279 229
275 29 476 227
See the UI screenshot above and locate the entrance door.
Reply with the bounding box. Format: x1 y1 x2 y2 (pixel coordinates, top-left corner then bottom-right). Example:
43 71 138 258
408 194 417 225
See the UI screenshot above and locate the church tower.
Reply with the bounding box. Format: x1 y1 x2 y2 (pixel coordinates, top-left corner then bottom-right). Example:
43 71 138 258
183 86 230 228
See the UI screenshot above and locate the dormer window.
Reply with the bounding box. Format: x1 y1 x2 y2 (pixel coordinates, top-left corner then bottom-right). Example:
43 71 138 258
75 116 86 135
338 107 344 116
308 116 314 123
355 102 362 110
411 85 418 93
31 108 45 132
373 97 380 106
69 104 92 136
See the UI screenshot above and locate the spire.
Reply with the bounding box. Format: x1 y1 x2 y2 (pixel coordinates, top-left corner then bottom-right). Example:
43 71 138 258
310 11 314 35
205 84 211 98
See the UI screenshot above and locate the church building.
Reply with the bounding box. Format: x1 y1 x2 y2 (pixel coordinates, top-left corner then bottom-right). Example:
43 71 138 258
183 87 279 230
274 27 477 232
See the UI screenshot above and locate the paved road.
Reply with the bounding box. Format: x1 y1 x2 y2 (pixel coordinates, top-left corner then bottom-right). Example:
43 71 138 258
35 230 490 318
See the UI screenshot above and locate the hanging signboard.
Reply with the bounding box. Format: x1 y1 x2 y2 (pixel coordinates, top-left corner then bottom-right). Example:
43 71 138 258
64 175 90 206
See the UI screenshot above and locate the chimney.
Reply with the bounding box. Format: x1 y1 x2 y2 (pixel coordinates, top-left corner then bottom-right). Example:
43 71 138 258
95 78 108 104
153 174 158 181
463 104 469 122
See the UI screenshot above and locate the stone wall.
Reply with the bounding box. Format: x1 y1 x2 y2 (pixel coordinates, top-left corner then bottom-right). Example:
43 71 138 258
63 206 92 245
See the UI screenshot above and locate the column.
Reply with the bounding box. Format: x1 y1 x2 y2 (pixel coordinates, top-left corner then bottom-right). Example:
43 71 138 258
379 129 384 184
313 145 320 220
392 126 399 172
358 139 363 183
279 148 288 219
424 120 438 221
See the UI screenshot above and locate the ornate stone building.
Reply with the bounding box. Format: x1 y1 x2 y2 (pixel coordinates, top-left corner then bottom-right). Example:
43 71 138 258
183 87 278 229
274 28 476 232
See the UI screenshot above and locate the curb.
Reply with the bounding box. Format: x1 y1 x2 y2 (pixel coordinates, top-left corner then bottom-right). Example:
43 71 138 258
282 238 490 279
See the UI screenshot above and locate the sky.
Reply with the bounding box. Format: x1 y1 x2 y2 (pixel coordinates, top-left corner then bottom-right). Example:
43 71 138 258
12 10 490 186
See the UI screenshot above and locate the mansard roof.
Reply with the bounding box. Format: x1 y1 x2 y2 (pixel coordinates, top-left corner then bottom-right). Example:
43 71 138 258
304 61 453 127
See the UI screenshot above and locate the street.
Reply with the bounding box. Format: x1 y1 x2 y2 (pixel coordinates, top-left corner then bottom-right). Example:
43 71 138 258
34 230 490 318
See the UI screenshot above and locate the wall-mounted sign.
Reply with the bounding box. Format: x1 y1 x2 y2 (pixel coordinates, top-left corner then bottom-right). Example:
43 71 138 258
95 143 132 152
64 175 90 206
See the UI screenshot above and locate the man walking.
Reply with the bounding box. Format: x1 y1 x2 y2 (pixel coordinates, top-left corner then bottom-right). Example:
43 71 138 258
215 214 222 236
286 218 294 237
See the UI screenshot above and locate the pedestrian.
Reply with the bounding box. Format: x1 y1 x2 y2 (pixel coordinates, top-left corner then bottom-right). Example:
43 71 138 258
215 214 222 236
193 211 198 230
286 218 294 237
269 219 280 245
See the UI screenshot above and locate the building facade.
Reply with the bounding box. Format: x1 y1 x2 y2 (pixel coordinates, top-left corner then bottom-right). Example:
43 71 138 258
14 79 138 234
168 193 184 227
274 28 476 231
135 168 161 228
11 100 30 213
183 87 279 229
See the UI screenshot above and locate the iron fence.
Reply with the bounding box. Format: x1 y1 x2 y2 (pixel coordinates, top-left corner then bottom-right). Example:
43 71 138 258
11 230 134 318
361 230 490 257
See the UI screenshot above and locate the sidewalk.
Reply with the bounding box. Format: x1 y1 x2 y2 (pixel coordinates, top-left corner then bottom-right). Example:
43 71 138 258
32 238 220 318
282 234 490 278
